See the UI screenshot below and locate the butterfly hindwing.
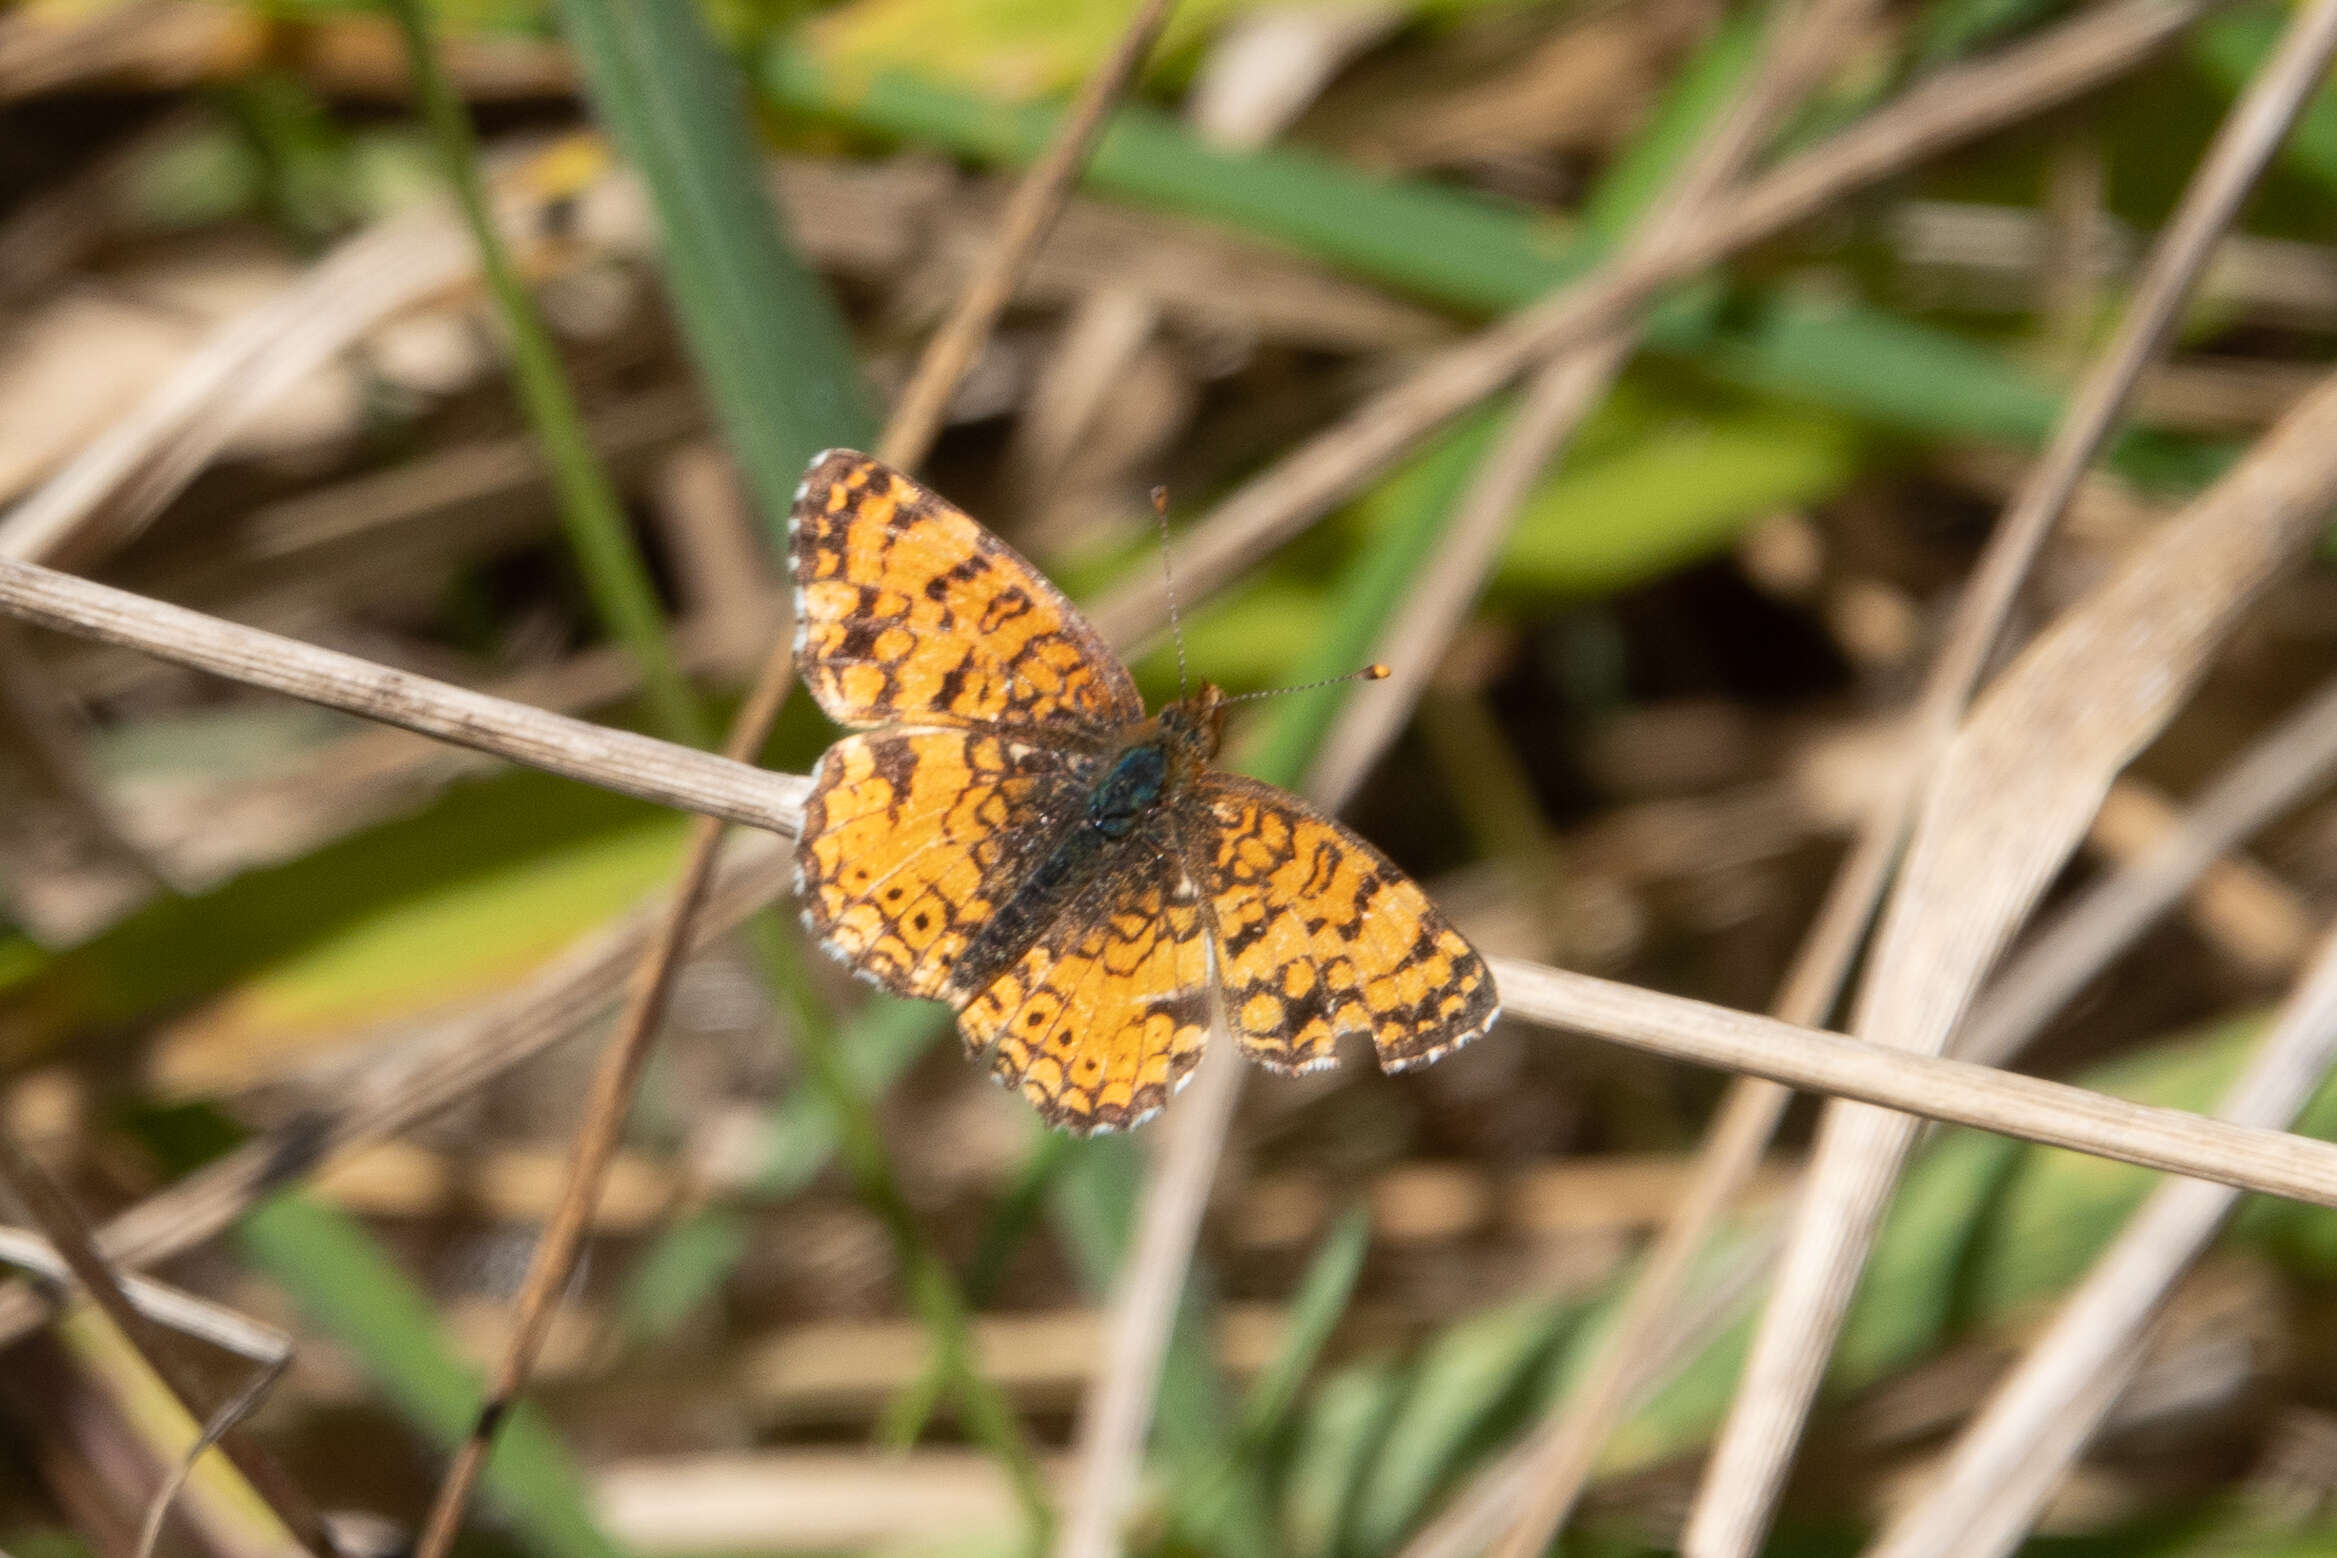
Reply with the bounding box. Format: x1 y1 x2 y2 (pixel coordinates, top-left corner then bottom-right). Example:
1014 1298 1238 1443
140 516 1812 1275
797 728 1093 1001
956 824 1213 1134
1192 773 1498 1074
789 449 1144 734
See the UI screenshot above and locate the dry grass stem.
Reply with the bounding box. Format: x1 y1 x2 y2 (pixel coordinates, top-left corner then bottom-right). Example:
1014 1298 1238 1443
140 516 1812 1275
1960 673 2337 1069
418 8 1185 1551
1862 923 2337 1558
0 1228 286 1366
0 835 794 1353
0 557 811 830
1055 1041 1243 1558
13 563 2337 1212
595 1449 1070 1553
2087 778 2315 973
1087 0 2226 649
0 1119 335 1556
1684 3 2337 1536
1488 958 2337 1206
877 0 1178 472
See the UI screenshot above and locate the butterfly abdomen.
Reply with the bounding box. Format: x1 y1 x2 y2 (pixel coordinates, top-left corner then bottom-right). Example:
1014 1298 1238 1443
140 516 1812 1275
948 741 1172 999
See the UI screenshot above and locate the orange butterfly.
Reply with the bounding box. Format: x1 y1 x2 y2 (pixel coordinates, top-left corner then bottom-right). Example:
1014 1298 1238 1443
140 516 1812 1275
789 450 1498 1132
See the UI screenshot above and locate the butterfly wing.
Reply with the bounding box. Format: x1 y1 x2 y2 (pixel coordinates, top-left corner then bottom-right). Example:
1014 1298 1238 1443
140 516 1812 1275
789 449 1144 734
957 821 1213 1134
797 728 1094 1001
1191 773 1498 1074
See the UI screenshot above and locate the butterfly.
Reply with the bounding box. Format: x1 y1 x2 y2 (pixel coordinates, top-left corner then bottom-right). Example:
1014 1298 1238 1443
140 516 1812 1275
787 449 1499 1133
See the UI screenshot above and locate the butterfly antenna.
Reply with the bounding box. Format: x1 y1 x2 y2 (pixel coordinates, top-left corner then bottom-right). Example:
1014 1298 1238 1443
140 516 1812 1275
1224 664 1391 703
1153 484 1190 700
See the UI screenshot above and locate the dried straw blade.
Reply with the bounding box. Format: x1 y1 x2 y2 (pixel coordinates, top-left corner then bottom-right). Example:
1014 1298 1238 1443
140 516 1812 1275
6 564 2337 1212
1863 922 2337 1558
1682 3 2337 1537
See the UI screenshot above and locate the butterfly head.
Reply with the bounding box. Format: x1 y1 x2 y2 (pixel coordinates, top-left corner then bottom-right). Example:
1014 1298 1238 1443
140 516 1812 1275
1156 682 1227 765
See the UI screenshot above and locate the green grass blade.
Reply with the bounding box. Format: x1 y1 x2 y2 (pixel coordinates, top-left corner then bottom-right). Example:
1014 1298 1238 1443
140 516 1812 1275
563 0 875 530
877 1121 1073 1449
2193 7 2337 189
760 46 2229 494
1579 8 1766 241
1284 1364 1405 1558
237 1193 631 1558
1164 1206 1372 1551
1236 1206 1373 1449
1340 1295 1579 1557
617 997 947 1339
388 0 704 746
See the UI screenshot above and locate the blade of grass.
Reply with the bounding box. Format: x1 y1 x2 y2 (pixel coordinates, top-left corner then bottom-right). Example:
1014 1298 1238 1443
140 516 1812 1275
557 0 874 524
1056 403 1528 1558
878 1123 1076 1449
1165 1205 1372 1549
1684 6 2337 1550
387 0 703 748
424 3 1186 1549
236 1193 631 1558
26 570 2337 1212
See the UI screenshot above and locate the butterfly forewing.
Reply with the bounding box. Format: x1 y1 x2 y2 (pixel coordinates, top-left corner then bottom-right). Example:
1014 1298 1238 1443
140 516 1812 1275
790 449 1144 734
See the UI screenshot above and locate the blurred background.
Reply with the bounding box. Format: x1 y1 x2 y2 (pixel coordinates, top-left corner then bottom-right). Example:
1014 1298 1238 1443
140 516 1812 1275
3 0 2337 1555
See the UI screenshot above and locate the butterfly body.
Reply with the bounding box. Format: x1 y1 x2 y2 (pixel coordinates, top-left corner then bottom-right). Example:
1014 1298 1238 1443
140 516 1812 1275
788 449 1496 1133
910 687 1216 1004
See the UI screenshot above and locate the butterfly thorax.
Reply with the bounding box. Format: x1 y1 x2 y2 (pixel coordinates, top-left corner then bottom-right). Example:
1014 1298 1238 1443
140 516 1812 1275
1090 683 1224 837
947 686 1223 1002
